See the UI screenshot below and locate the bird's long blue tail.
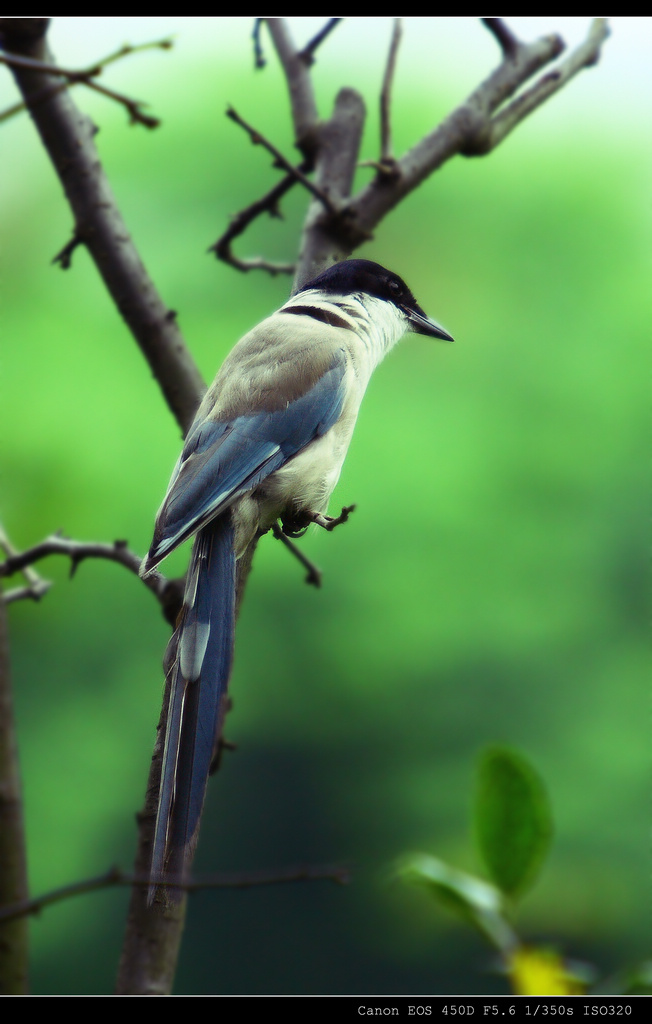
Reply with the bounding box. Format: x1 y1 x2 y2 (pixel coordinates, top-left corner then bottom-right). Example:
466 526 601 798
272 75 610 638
149 514 236 899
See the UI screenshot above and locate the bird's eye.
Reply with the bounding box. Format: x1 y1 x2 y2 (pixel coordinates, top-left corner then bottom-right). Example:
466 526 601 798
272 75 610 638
387 279 402 296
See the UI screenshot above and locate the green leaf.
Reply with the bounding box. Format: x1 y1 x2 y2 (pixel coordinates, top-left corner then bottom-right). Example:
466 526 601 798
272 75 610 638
397 853 517 953
474 747 553 899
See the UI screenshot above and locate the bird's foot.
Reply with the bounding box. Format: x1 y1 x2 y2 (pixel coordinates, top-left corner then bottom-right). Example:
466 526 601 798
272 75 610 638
279 518 309 539
281 504 356 536
306 504 356 532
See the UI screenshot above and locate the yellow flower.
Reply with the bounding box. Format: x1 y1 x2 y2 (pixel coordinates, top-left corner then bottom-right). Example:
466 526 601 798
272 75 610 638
509 946 586 996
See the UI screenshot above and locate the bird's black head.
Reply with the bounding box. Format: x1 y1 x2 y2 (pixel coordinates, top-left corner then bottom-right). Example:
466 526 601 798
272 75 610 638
299 259 453 341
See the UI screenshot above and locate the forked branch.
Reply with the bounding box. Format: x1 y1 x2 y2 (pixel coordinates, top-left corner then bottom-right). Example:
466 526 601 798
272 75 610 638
221 18 610 279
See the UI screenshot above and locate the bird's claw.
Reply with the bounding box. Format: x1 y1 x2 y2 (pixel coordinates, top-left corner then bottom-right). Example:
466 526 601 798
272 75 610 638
309 504 356 531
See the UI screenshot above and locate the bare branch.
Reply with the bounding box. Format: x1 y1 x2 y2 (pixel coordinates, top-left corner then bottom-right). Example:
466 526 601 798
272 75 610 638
346 18 608 246
263 18 320 158
208 165 300 272
271 524 322 588
0 48 103 79
75 77 160 129
298 18 342 66
0 523 52 605
2 532 140 579
3 582 53 605
212 87 365 284
486 19 611 149
226 105 336 214
0 591 29 993
380 19 403 169
293 87 367 290
213 19 609 286
212 249 294 276
0 19 204 433
251 18 266 69
84 38 174 71
0 862 349 924
0 37 173 127
482 17 520 59
0 531 184 623
51 230 83 269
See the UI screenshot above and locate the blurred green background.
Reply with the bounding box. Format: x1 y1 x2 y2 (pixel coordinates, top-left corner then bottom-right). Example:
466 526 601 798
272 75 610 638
0 17 649 995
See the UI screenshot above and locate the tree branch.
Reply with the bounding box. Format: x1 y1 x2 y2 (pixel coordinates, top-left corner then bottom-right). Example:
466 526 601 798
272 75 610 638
2 584 52 605
0 862 349 925
0 591 29 993
0 19 205 434
0 523 52 606
0 43 172 128
263 18 320 159
1 534 142 578
0 528 183 626
0 37 173 125
344 18 609 247
297 18 342 66
226 105 336 213
293 87 367 290
485 18 611 150
224 19 609 288
380 19 403 170
251 19 266 69
482 17 520 59
208 166 300 274
271 524 323 588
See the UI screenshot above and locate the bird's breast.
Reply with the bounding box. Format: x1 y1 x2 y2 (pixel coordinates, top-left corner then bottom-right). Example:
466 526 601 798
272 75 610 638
234 385 362 552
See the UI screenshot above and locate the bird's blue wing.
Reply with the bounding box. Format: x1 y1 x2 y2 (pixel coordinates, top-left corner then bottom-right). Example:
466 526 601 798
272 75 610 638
147 350 348 896
146 353 347 567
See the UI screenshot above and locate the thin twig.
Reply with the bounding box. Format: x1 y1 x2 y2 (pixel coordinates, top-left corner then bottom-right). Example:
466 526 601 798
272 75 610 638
86 38 174 71
209 166 304 274
214 251 294 275
3 582 53 605
348 18 608 245
0 48 103 79
0 862 350 923
79 78 160 129
1 533 141 579
271 524 322 588
482 17 521 59
252 18 266 69
51 232 83 269
298 18 342 66
2 528 185 627
0 523 52 605
0 532 173 611
0 38 173 80
0 38 172 127
379 19 403 171
226 106 336 214
486 18 610 149
1 20 205 433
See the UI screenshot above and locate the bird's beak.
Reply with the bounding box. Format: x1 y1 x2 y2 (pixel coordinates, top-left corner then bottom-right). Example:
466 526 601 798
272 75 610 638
403 304 454 342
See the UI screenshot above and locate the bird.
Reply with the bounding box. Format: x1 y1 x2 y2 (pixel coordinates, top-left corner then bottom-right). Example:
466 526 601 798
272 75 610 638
140 258 453 897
